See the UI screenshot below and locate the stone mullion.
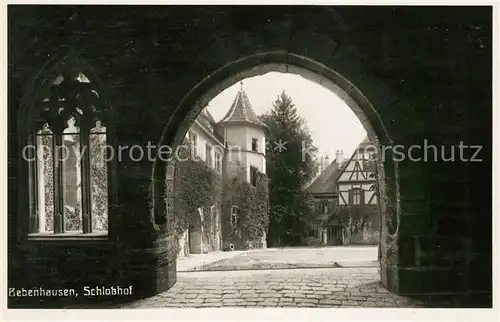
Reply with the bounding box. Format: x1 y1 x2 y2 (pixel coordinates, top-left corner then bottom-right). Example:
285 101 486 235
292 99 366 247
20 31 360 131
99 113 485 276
52 130 65 234
80 126 92 234
28 133 39 233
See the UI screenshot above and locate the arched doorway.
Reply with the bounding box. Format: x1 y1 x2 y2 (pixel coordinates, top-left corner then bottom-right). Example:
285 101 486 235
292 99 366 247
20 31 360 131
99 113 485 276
153 52 400 292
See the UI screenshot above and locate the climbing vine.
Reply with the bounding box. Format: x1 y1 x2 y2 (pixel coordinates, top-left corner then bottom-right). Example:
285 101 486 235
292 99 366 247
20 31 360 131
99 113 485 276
330 206 376 244
168 143 269 253
171 139 222 252
221 165 269 247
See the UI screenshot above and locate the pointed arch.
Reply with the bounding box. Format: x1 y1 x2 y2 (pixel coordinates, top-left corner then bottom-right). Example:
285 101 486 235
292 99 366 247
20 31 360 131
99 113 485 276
17 48 116 239
18 48 114 141
152 53 398 242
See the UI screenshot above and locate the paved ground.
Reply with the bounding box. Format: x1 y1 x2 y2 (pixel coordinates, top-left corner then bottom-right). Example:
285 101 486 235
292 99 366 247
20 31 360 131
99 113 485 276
117 267 434 308
115 247 413 308
179 246 378 271
177 250 246 272
62 247 487 308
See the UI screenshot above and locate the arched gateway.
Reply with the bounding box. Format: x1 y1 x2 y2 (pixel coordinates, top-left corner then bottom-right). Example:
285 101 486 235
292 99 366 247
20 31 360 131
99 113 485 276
8 6 491 307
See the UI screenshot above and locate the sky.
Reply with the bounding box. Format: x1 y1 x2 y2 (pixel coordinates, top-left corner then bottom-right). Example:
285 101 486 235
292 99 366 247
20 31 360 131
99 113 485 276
206 72 367 163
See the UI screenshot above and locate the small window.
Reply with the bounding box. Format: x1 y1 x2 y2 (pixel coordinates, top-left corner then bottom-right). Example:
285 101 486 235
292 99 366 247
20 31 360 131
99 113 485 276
251 138 259 152
363 159 376 172
205 144 213 167
250 166 258 186
189 132 198 156
316 200 323 212
350 188 363 205
231 206 239 227
215 152 222 173
318 200 328 214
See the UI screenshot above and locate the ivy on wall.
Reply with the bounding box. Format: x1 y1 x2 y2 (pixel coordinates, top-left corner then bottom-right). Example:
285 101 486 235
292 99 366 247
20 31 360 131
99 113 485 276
167 141 270 253
221 165 269 248
171 139 222 252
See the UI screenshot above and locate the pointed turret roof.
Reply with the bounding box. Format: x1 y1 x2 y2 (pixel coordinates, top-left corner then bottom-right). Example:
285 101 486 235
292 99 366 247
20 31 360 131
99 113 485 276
218 82 268 131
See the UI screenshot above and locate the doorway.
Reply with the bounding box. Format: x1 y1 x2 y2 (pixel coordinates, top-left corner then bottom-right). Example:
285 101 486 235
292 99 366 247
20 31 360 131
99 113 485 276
327 226 344 246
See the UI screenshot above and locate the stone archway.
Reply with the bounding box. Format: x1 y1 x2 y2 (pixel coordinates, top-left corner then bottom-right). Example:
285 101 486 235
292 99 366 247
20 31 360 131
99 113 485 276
153 51 401 292
9 7 490 305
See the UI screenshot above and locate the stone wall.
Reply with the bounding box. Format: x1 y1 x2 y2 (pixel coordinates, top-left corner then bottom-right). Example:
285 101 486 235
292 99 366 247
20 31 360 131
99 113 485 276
8 6 491 306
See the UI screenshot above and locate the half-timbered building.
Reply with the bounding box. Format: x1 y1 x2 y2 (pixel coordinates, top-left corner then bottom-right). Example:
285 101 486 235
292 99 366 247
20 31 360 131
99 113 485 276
305 136 380 245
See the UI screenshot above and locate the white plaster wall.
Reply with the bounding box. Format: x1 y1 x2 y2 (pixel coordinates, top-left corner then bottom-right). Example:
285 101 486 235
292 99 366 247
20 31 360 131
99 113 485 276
188 124 224 171
225 126 247 148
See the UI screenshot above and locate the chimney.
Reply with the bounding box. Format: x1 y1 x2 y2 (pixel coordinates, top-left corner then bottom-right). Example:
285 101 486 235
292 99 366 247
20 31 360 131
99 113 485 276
336 149 344 165
319 156 324 173
324 155 330 168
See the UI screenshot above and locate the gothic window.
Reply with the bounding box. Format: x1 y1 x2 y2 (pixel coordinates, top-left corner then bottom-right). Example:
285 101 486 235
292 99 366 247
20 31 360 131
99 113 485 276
26 66 110 236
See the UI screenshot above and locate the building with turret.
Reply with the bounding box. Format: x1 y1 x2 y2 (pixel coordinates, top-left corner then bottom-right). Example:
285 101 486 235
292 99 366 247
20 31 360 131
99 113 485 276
177 84 269 257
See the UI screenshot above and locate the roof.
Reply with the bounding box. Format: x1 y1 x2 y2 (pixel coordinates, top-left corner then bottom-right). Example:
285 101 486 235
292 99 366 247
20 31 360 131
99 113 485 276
195 107 225 143
305 159 343 195
358 135 371 149
196 108 216 129
305 136 372 196
218 84 267 131
200 108 216 124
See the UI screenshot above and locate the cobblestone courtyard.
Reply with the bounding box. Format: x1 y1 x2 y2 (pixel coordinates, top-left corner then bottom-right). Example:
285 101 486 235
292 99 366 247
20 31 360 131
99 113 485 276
118 268 438 308
111 247 462 308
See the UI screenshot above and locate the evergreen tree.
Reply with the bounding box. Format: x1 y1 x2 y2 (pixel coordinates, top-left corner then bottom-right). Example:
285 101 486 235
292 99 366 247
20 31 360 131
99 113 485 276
259 91 319 246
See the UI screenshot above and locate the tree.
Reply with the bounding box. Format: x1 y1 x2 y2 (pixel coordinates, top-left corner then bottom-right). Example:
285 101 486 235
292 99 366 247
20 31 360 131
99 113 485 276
259 91 319 246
